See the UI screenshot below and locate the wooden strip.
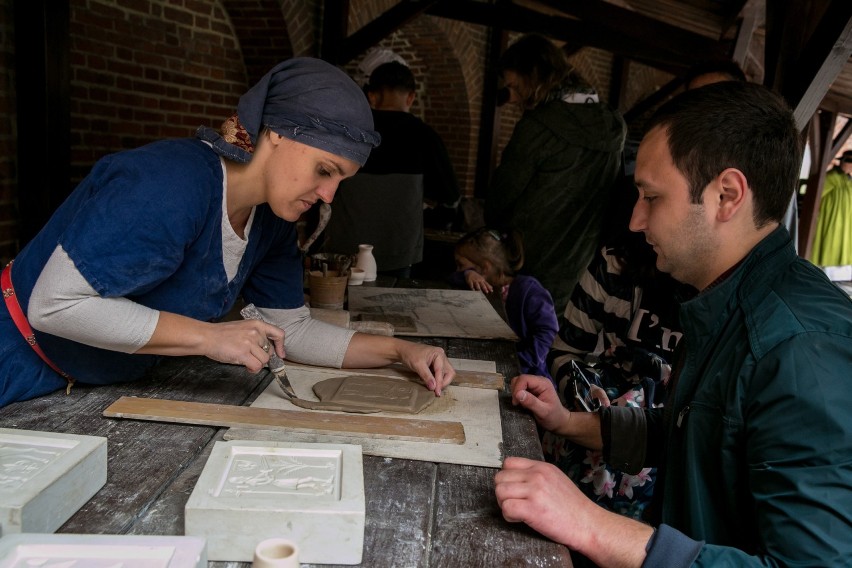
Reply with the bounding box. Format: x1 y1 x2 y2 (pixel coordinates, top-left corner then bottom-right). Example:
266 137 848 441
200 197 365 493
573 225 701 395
103 397 466 444
452 369 505 390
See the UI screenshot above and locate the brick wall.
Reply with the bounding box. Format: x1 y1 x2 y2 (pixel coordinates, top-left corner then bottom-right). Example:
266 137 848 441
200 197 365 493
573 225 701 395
68 1 249 185
344 1 487 199
0 0 665 263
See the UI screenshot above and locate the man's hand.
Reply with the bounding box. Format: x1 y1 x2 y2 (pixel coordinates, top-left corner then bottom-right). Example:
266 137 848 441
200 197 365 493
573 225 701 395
510 374 572 434
495 457 653 568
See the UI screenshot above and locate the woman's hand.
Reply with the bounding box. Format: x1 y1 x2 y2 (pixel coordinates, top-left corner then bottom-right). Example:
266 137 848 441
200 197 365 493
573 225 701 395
464 269 493 294
201 320 286 373
142 313 286 373
343 335 455 396
396 341 456 396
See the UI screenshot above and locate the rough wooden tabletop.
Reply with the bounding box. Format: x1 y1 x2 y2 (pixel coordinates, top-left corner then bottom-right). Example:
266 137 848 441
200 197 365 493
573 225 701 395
0 281 573 567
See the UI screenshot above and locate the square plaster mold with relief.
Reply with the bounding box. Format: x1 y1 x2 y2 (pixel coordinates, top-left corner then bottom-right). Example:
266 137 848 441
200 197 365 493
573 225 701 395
0 428 107 535
185 440 364 564
0 533 207 567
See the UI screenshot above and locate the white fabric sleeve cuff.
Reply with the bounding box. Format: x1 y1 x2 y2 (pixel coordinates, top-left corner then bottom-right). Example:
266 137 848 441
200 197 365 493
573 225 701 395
257 305 355 368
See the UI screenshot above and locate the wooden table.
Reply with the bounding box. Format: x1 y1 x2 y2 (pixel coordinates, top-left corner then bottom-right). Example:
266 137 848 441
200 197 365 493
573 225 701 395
0 278 573 567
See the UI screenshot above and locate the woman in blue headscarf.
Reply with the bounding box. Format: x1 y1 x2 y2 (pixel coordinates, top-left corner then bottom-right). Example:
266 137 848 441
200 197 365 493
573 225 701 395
0 58 455 407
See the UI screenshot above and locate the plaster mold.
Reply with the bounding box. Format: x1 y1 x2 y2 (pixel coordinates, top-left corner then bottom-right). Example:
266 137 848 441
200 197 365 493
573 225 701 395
185 441 364 564
0 533 206 567
0 429 107 535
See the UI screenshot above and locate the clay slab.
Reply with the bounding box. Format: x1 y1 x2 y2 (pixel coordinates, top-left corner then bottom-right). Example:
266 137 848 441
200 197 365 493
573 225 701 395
313 374 436 413
185 440 364 564
0 428 107 535
0 533 206 567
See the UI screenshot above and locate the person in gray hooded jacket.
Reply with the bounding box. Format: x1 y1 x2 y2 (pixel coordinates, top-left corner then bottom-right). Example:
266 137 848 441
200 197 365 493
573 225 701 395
485 34 627 316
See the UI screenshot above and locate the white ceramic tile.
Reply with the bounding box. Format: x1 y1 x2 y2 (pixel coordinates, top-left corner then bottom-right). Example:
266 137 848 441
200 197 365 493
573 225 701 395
0 429 107 535
0 533 206 567
185 440 364 564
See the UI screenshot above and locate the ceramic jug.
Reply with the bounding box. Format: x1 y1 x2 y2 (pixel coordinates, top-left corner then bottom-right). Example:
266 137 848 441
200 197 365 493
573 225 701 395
355 244 377 282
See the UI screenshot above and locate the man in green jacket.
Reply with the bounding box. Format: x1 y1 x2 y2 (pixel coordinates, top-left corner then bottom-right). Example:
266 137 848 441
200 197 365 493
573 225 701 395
495 81 852 566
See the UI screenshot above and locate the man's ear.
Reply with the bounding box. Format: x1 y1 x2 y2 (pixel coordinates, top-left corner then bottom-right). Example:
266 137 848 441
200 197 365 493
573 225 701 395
406 91 416 108
367 90 379 108
715 168 749 222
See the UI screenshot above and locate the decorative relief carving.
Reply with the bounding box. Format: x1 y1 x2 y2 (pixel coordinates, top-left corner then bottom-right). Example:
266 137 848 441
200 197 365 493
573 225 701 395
219 452 339 498
0 443 67 491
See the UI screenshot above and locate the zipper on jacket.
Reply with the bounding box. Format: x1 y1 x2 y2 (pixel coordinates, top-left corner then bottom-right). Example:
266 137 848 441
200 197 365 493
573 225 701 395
676 405 690 428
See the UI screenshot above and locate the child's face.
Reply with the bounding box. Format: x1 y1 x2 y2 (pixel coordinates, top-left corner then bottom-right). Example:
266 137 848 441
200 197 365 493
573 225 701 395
455 252 477 272
456 247 499 284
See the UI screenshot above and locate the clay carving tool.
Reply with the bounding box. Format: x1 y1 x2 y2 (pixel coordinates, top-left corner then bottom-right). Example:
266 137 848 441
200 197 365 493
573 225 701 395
239 303 378 414
239 303 296 398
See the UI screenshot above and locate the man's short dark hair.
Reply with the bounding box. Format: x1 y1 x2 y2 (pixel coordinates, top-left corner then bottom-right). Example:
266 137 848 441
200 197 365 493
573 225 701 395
646 81 802 228
367 61 416 93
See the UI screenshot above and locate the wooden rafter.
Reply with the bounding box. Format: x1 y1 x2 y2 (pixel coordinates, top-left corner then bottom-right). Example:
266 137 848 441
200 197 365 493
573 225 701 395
426 0 725 72
334 0 442 66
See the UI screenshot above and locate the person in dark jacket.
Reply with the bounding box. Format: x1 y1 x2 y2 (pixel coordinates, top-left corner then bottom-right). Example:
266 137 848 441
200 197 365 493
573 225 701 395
485 34 627 316
494 81 852 566
322 61 461 277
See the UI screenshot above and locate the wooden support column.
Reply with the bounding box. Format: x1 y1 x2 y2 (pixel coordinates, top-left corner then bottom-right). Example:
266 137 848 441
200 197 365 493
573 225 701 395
320 0 350 64
609 55 629 114
799 110 836 257
473 23 508 198
13 0 70 248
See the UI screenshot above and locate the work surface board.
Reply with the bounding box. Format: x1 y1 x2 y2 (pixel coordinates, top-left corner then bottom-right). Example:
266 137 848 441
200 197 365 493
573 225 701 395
347 286 518 340
226 359 504 467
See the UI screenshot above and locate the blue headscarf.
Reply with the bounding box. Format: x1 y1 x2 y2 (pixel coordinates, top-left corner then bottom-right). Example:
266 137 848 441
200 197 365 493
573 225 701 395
197 58 380 166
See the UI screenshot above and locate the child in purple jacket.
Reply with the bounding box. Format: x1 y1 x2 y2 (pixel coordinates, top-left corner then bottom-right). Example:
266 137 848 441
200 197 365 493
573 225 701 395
452 228 558 379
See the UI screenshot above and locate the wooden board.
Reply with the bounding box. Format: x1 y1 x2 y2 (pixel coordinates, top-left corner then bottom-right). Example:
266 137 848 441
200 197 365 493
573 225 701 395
226 360 504 468
348 287 518 340
103 397 465 444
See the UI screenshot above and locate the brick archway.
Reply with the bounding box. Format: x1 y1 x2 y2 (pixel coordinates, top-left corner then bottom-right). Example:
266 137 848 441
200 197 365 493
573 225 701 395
345 17 478 197
221 0 296 85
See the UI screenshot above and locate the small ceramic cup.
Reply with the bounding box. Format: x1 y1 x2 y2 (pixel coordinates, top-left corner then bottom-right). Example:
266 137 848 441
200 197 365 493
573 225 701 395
252 538 300 568
348 267 366 286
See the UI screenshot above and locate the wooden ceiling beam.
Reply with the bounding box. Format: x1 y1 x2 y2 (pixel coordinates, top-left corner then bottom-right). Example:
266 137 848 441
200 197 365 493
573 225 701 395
765 0 852 130
719 0 751 33
426 0 719 71
531 0 730 54
334 0 441 66
787 5 852 130
622 75 685 123
818 92 852 116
